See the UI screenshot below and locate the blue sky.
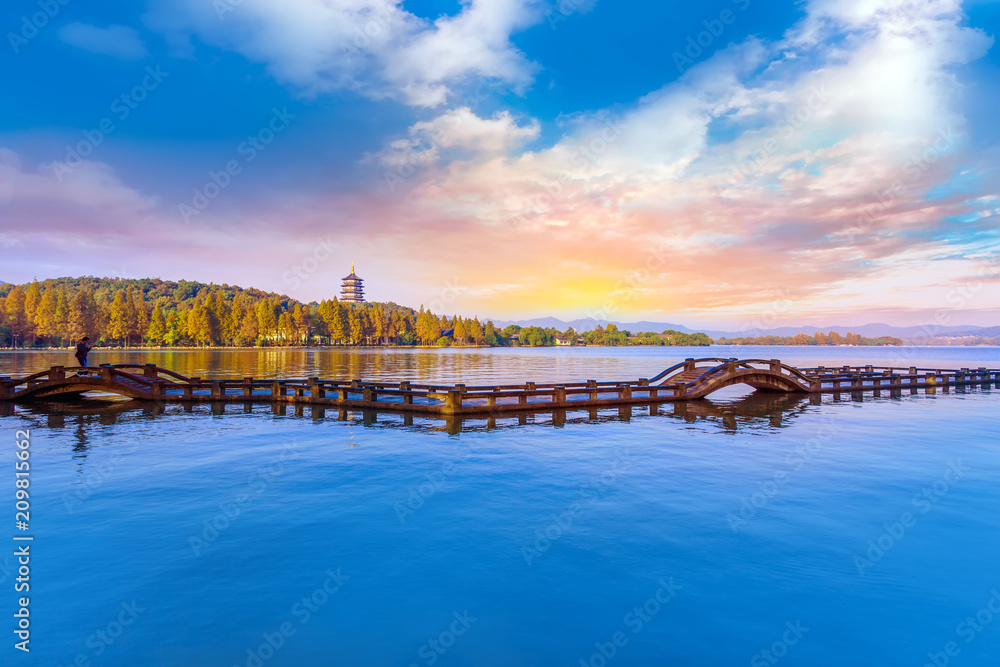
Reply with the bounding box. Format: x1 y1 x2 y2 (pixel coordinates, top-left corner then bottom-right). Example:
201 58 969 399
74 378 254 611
1 0 998 327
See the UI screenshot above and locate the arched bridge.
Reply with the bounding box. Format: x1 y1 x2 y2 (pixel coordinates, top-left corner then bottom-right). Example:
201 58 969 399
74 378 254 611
1 360 997 416
648 358 818 398
0 364 188 401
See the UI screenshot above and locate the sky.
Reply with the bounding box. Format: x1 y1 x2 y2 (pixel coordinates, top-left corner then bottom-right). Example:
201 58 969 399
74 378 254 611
1 0 998 329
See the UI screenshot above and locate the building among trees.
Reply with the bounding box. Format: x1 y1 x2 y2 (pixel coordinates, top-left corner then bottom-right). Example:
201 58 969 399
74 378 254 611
340 264 365 303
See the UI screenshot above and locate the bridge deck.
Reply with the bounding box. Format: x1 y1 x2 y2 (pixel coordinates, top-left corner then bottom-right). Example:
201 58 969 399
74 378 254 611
1 359 998 416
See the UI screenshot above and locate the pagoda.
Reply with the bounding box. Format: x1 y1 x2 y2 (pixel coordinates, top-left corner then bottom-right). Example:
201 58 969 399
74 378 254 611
340 263 365 303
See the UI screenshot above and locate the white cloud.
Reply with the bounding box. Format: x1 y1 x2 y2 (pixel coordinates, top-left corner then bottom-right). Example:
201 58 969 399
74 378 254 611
147 0 545 106
59 23 149 60
374 106 541 168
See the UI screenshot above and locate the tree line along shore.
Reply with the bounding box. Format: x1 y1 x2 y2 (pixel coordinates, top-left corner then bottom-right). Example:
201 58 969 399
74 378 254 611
0 277 711 349
715 332 904 346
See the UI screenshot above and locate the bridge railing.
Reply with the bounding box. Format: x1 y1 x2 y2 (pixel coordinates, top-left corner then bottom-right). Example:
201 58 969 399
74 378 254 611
648 358 735 384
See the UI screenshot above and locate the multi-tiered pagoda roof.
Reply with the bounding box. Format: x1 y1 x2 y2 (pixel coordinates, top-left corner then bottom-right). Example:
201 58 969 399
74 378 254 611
340 263 365 303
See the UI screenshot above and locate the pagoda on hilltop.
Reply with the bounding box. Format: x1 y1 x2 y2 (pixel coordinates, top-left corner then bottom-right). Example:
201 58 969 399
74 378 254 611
340 263 365 303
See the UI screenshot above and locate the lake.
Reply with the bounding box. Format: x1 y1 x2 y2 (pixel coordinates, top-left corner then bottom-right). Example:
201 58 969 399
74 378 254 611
2 346 999 666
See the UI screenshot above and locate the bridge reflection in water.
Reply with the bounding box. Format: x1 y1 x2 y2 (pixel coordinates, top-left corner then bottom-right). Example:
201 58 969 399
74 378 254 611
6 381 993 437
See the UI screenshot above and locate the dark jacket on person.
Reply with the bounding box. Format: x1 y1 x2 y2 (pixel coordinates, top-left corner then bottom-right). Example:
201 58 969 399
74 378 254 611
75 342 91 359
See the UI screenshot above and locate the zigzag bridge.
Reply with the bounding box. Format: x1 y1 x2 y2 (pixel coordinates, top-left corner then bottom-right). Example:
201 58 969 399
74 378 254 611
2 359 997 416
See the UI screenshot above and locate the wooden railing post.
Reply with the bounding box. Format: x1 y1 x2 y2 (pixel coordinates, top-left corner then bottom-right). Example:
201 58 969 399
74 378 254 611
446 390 462 412
770 359 781 373
101 364 113 382
554 386 566 404
211 381 222 399
151 381 163 400
685 358 696 371
243 378 253 397
51 365 65 381
587 380 598 400
143 364 157 379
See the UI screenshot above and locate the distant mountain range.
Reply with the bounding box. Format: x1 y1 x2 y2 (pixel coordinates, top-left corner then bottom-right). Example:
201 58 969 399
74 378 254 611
488 317 992 340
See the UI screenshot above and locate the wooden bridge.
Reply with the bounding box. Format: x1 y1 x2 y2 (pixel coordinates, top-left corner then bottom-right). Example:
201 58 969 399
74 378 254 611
1 359 997 416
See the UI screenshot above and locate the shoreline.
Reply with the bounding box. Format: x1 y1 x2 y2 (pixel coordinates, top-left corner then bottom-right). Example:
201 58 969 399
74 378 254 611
0 343 996 352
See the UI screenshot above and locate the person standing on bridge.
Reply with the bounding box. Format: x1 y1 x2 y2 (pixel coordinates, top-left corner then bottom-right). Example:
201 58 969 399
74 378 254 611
74 336 92 375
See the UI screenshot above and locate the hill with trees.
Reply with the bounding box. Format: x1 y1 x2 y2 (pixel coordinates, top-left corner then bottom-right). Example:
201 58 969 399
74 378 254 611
0 277 714 349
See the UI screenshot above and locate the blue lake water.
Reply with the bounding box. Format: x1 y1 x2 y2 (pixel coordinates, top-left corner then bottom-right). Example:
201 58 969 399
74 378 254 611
2 346 999 666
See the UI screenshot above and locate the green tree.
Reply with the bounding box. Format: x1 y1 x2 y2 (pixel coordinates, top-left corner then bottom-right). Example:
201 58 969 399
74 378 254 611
453 317 468 344
108 291 130 345
148 306 167 344
34 286 59 343
4 286 30 346
349 308 364 345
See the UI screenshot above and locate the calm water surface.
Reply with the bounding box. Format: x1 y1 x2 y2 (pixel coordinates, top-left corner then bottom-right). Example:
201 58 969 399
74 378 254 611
1 347 999 666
